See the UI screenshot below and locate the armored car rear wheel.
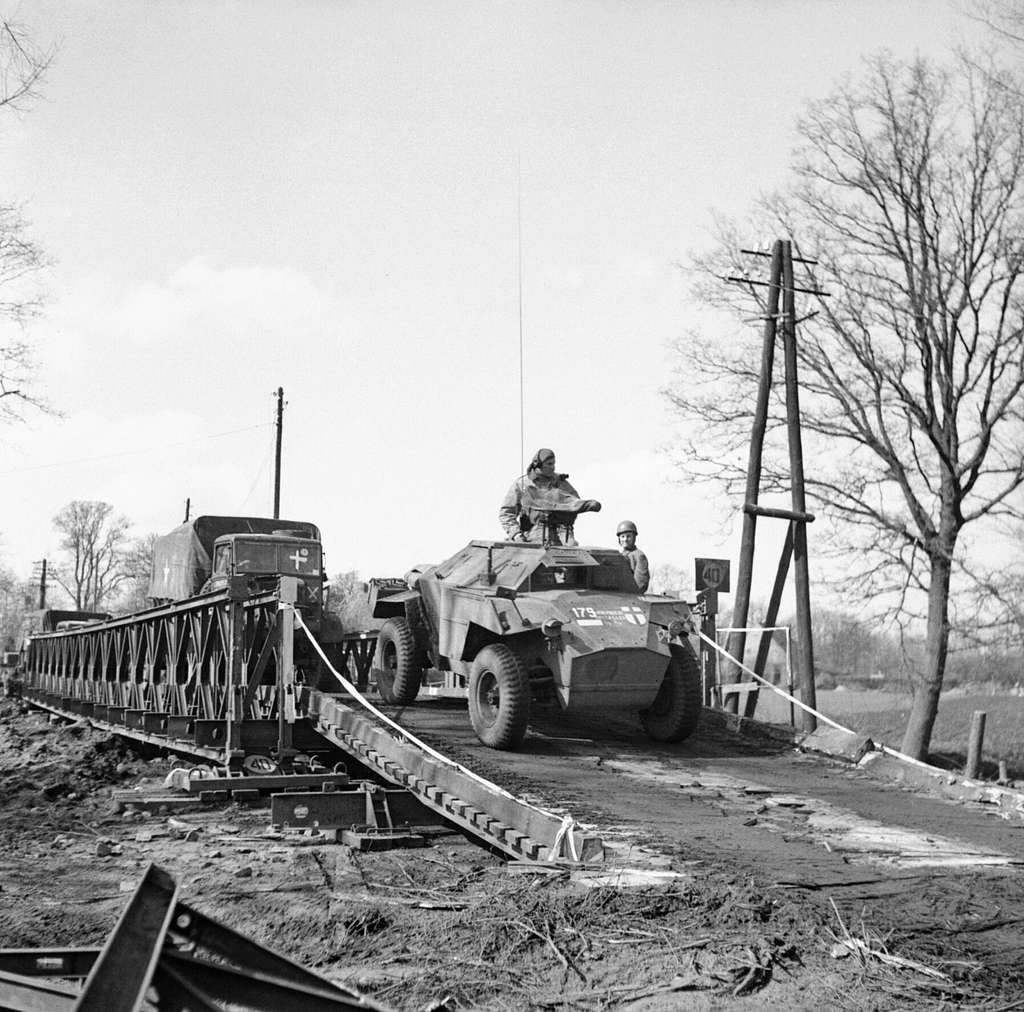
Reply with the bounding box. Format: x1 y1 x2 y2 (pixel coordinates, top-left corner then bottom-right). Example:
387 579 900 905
640 642 702 743
468 644 530 750
376 617 421 705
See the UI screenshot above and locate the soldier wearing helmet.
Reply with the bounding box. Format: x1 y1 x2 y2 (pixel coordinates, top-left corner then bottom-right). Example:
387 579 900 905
499 448 581 544
617 520 650 593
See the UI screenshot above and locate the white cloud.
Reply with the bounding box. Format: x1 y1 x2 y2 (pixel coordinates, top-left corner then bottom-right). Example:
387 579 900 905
107 258 325 347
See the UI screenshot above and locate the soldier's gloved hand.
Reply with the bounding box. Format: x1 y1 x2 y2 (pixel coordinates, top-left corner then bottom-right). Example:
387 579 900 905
580 499 602 513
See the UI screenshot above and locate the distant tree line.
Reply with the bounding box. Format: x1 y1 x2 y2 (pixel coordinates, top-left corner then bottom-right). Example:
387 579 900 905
771 607 1024 693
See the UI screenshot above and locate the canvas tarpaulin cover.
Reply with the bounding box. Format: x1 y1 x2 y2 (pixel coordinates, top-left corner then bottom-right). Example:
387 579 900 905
147 516 320 601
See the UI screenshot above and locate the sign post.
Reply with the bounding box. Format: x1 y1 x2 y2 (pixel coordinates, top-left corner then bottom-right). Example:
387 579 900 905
694 558 730 707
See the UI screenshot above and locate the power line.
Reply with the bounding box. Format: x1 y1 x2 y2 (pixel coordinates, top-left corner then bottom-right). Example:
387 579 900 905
0 422 272 475
236 424 275 513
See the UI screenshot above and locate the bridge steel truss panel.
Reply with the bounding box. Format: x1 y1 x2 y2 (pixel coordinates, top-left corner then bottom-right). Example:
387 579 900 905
19 585 293 766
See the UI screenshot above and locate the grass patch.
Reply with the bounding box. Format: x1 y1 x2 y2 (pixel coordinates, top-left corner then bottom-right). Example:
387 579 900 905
756 689 1024 778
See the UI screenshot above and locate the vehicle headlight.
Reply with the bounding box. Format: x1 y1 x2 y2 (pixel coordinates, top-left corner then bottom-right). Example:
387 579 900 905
541 619 563 639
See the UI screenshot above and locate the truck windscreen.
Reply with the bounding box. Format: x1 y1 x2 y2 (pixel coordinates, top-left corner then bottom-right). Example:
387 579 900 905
233 542 322 576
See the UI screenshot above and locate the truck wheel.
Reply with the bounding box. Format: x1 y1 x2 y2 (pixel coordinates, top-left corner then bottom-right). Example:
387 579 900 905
468 644 530 750
376 617 421 705
640 643 702 743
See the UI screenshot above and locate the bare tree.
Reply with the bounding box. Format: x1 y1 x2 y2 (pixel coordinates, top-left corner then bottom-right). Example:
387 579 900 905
649 562 691 598
111 532 159 615
667 53 1024 760
0 20 52 110
0 19 55 424
972 1 1024 45
0 562 28 649
326 570 379 632
52 501 133 611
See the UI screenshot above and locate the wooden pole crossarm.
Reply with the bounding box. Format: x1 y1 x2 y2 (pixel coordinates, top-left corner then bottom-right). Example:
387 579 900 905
742 503 816 523
724 275 829 296
740 248 818 265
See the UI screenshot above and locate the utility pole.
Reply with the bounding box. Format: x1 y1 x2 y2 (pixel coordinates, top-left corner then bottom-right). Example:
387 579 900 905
273 386 284 520
721 240 826 731
724 242 782 712
183 497 191 523
781 242 817 724
36 559 47 610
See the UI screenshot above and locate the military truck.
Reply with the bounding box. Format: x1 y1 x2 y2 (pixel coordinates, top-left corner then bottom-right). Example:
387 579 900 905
147 515 335 636
370 536 701 751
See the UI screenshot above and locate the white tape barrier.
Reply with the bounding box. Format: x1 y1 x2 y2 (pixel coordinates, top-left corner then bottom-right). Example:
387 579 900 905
291 609 581 856
698 631 938 769
698 629 853 734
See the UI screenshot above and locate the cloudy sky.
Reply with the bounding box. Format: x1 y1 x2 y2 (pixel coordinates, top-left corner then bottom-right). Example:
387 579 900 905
0 0 988 602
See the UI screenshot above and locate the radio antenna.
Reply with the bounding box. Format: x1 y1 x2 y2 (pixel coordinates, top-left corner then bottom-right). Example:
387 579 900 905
517 154 525 475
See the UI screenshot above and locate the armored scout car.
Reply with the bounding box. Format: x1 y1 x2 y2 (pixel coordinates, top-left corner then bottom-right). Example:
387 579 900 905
371 538 701 750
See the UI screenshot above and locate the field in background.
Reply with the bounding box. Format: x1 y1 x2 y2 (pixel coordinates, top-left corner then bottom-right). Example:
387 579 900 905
753 687 1024 777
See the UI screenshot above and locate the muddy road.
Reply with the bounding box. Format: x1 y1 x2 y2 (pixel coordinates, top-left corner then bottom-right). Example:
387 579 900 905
2 697 1023 1010
391 698 1024 995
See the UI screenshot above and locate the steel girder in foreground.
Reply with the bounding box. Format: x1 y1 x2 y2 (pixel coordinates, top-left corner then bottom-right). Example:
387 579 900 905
0 863 390 1011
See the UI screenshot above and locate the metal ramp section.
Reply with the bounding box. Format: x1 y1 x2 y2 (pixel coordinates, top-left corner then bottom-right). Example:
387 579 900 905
296 614 605 865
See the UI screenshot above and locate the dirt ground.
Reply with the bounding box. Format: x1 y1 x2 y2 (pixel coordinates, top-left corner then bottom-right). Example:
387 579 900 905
1 699 1022 1011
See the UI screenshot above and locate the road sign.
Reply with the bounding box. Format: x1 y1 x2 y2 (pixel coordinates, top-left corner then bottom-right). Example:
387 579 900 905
695 557 731 593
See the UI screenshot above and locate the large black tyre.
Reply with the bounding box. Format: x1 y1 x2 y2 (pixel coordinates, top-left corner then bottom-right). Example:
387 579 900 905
376 617 421 706
468 644 530 750
639 642 702 743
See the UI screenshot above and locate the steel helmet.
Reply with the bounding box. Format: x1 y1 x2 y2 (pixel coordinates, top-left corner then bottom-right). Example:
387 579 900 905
616 520 638 536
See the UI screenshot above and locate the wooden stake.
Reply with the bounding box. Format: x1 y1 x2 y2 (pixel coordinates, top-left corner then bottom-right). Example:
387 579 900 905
964 710 986 780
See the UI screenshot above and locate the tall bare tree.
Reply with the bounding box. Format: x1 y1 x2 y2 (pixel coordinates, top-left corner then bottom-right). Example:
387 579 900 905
667 53 1024 759
52 501 133 611
0 19 55 425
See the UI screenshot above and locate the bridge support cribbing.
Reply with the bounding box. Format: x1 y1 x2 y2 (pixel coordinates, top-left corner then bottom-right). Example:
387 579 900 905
292 610 604 864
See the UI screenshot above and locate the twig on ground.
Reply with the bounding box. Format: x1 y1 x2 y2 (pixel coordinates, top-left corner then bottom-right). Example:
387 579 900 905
828 897 951 982
541 974 706 1007
386 853 417 888
509 916 587 984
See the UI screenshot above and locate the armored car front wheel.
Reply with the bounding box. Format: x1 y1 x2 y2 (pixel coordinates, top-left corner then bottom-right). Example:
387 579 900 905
640 642 702 743
468 644 530 750
376 617 421 705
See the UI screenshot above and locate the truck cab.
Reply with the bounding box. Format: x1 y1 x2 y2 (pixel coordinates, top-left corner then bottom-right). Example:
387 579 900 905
205 531 325 617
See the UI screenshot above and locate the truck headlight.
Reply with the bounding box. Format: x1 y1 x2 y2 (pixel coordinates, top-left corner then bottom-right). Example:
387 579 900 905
541 619 563 639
